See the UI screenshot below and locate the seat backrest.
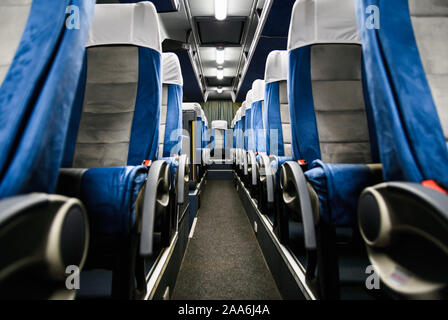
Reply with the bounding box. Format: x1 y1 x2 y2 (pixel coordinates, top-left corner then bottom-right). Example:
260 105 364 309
251 79 266 153
160 52 183 158
233 107 241 149
264 50 292 157
211 120 228 151
410 0 448 145
245 90 254 151
232 108 241 149
200 108 209 148
240 102 247 149
356 0 448 184
63 2 162 169
0 0 95 197
182 102 202 162
288 0 375 165
0 0 32 85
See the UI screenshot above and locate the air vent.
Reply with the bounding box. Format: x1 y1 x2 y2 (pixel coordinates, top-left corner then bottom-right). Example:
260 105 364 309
195 17 246 46
206 77 234 87
162 39 190 52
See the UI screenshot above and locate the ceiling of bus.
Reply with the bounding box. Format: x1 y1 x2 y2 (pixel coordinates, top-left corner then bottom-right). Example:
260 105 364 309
96 0 294 103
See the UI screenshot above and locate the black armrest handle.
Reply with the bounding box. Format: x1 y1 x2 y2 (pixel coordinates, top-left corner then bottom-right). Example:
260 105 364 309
280 161 317 250
259 154 275 203
358 181 448 299
0 194 89 287
140 161 170 257
177 154 189 204
248 150 257 186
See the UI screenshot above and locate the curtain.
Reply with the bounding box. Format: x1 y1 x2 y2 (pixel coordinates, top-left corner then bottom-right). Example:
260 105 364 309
201 101 241 127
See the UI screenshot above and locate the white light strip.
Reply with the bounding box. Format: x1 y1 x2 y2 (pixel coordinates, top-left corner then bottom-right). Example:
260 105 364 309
215 0 228 21
217 67 224 80
216 47 225 65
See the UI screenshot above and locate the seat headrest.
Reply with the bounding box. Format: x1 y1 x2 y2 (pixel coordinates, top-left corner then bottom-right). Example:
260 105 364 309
200 109 208 127
162 52 183 86
182 102 201 114
212 120 228 130
252 79 265 102
235 108 242 122
409 0 448 16
287 0 360 51
245 90 253 108
265 50 288 83
86 2 161 52
241 101 247 116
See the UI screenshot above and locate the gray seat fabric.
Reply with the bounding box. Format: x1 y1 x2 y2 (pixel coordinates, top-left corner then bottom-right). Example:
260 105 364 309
311 44 372 164
158 85 169 158
410 0 448 146
279 81 292 157
0 0 32 86
214 129 225 151
73 46 139 168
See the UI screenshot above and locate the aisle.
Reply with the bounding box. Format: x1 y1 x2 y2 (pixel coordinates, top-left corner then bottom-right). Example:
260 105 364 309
172 179 282 300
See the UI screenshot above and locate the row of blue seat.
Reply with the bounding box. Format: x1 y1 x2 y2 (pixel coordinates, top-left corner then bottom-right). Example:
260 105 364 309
0 1 211 299
231 0 448 299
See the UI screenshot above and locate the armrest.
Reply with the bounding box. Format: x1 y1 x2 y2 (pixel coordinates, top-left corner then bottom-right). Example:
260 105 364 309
280 161 317 251
0 193 49 226
248 150 257 186
358 182 448 298
59 166 148 236
0 193 89 293
280 161 317 281
243 151 248 175
176 154 189 204
305 161 383 226
140 161 171 256
202 148 212 165
259 154 275 203
237 149 242 168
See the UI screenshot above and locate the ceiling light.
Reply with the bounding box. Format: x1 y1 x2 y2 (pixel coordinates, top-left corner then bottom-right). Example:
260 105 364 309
216 47 225 65
217 87 223 94
217 67 224 80
215 0 228 21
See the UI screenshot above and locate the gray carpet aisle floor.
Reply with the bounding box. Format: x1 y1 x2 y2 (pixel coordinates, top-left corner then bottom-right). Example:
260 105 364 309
172 179 282 300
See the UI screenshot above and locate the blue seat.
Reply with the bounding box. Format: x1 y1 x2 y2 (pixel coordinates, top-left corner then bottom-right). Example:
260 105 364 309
159 52 189 198
252 80 267 155
356 0 448 299
59 2 176 299
247 80 266 197
278 0 382 299
210 120 228 163
182 102 204 187
224 123 233 165
0 0 95 299
241 90 255 185
200 107 211 168
159 51 190 239
257 50 293 218
233 106 244 174
159 53 184 160
239 103 248 175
